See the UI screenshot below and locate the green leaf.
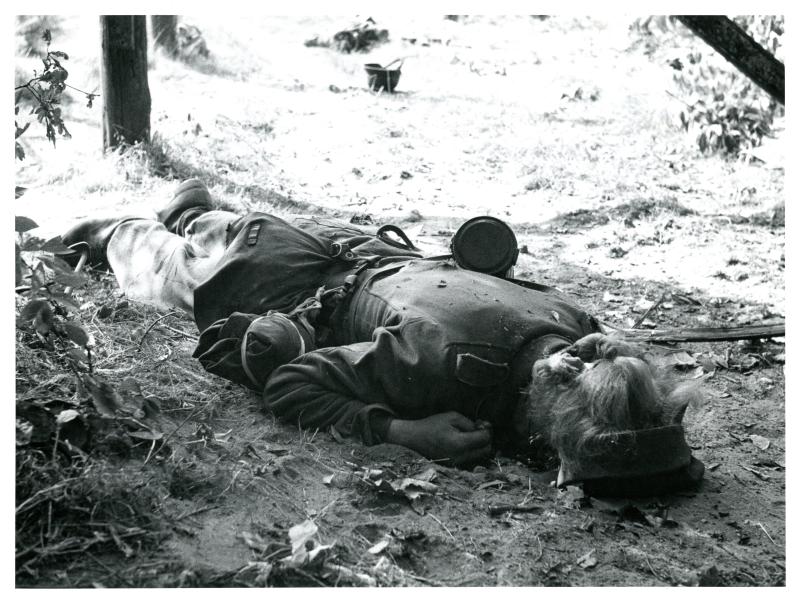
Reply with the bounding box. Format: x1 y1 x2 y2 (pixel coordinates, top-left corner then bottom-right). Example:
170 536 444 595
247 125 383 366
39 236 73 254
15 122 30 139
38 254 74 274
52 271 88 288
33 311 52 336
50 50 69 60
84 375 122 418
15 216 38 233
21 298 49 320
63 322 89 347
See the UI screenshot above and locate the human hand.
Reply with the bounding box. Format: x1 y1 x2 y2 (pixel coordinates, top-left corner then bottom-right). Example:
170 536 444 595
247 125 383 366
566 333 641 362
385 411 492 467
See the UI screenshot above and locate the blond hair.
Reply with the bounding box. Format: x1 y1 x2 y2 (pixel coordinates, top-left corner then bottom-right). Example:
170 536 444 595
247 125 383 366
526 342 700 459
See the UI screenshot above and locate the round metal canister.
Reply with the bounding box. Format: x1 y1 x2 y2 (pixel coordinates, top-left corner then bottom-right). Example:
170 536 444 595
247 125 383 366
450 216 519 276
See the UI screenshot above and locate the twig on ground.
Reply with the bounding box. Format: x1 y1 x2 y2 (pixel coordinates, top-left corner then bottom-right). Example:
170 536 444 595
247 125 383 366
16 477 80 515
534 535 544 562
159 323 196 338
427 513 455 540
138 311 180 348
488 504 543 517
175 504 220 521
632 293 666 329
142 406 203 466
757 522 777 546
403 570 444 586
164 360 217 384
142 439 158 465
741 464 770 480
643 554 671 584
86 552 135 587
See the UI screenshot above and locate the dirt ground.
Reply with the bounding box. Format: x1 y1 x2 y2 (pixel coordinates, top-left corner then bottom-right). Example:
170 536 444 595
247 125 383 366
14 16 785 587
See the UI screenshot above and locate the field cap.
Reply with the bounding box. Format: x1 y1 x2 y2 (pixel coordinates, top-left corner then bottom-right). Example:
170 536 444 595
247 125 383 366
556 424 705 497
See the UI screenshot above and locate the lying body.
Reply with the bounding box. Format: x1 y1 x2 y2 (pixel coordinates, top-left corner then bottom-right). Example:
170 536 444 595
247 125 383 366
61 180 703 494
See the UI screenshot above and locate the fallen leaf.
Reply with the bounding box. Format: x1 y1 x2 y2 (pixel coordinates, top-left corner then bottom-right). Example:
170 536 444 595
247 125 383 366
633 297 654 312
368 539 391 555
667 351 698 368
477 480 505 490
128 430 163 441
749 434 770 450
16 418 33 446
411 467 438 482
390 477 438 496
322 473 335 485
689 366 706 379
282 519 333 567
602 291 623 303
740 465 769 481
577 549 598 569
56 409 80 424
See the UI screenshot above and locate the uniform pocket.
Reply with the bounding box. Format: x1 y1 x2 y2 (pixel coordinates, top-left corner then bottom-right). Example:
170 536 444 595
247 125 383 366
452 344 511 387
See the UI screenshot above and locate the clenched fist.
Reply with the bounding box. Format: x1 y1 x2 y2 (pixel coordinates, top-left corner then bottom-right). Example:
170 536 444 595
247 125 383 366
385 411 493 467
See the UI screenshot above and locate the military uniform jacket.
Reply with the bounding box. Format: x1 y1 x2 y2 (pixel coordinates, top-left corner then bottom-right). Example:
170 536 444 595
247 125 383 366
263 258 600 448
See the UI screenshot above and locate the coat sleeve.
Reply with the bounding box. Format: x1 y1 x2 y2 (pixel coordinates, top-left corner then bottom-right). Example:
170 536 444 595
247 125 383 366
263 319 445 444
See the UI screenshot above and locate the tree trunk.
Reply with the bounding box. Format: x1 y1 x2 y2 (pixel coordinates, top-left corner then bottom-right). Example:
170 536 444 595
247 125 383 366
100 16 152 150
676 16 784 105
150 15 178 58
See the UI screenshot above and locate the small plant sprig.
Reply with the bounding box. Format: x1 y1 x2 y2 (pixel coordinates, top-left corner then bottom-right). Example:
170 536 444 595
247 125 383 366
15 216 93 375
14 29 98 159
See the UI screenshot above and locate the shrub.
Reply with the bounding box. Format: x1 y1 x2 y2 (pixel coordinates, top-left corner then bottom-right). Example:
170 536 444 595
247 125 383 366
632 15 784 158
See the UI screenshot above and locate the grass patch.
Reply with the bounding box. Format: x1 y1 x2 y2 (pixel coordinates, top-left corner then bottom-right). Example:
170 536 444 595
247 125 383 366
15 452 167 583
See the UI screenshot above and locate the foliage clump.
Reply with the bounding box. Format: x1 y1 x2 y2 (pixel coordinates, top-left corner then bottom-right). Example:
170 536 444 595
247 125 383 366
15 29 98 160
305 17 389 53
631 15 784 158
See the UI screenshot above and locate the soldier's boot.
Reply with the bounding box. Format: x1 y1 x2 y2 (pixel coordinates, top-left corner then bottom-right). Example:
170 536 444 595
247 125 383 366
58 216 142 271
157 178 214 235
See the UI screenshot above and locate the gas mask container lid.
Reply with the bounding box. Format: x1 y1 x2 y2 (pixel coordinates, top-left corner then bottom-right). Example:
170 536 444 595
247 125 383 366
451 216 519 276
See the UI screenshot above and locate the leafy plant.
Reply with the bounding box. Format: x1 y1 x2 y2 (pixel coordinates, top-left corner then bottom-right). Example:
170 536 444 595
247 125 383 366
632 15 784 158
15 217 92 370
14 29 97 160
